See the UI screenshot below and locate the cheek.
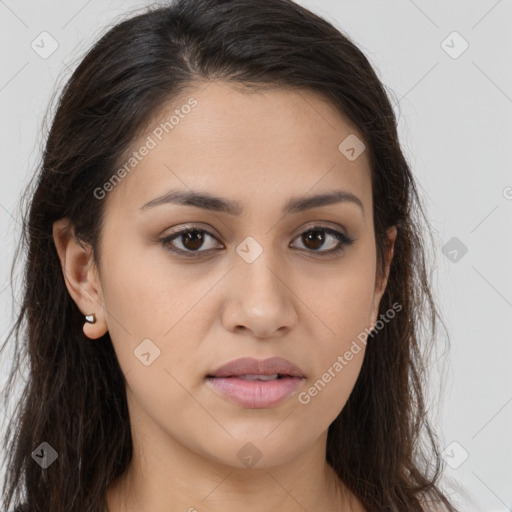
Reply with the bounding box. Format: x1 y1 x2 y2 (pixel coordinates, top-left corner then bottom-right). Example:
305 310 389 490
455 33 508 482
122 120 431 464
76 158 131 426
99 236 211 334
295 350 364 434
309 288 371 398
98 241 223 395
299 249 376 405
306 253 377 343
296 273 373 421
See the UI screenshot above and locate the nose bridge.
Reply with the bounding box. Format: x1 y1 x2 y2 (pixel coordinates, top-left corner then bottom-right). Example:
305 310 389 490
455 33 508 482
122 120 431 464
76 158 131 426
224 233 297 333
236 234 286 304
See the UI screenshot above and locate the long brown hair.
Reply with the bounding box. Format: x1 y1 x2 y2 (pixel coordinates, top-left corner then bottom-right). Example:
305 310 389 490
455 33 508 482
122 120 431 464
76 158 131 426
1 0 457 510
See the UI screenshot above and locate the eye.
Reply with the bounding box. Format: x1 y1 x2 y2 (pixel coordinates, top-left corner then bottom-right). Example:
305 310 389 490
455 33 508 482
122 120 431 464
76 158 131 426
290 225 355 256
160 227 223 257
159 224 355 258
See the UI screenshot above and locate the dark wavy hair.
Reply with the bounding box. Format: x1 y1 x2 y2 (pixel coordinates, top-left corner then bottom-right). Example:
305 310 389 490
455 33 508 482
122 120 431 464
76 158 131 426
0 0 458 510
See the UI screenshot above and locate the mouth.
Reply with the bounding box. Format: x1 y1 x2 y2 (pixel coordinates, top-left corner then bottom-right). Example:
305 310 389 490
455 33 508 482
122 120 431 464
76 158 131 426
207 356 305 379
206 357 306 408
207 373 300 380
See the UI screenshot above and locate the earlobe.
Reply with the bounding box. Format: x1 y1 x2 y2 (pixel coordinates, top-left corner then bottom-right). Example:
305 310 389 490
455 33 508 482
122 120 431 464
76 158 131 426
52 218 107 339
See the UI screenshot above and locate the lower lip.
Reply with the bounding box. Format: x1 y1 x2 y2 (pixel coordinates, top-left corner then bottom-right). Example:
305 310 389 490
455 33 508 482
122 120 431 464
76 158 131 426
206 376 304 408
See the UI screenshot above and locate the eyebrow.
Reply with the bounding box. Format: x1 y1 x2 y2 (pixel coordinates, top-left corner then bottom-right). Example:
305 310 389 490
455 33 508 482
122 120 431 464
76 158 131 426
140 189 364 216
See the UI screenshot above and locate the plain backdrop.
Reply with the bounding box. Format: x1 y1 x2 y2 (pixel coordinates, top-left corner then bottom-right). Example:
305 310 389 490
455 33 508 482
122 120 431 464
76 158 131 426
0 1 511 510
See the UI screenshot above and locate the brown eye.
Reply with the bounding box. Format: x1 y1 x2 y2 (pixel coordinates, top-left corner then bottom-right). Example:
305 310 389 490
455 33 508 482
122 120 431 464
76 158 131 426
292 227 354 255
161 228 222 256
181 230 206 251
301 229 327 251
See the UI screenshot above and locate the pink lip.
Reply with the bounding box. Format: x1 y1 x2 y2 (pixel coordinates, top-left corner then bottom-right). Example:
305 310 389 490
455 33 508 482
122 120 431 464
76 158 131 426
206 357 306 409
206 376 304 408
208 356 305 378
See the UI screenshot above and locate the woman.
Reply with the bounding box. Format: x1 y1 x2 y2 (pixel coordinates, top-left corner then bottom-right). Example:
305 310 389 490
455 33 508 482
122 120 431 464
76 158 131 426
0 0 459 510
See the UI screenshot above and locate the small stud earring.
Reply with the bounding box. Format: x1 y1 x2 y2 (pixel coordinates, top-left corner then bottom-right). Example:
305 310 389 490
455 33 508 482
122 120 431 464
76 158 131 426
85 313 97 324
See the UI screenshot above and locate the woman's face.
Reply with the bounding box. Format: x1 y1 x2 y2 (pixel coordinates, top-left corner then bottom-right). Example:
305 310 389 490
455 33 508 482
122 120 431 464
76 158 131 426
70 82 395 469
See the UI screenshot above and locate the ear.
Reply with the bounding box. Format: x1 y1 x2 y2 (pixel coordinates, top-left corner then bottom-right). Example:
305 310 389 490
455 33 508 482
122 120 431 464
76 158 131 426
52 218 107 340
369 225 397 328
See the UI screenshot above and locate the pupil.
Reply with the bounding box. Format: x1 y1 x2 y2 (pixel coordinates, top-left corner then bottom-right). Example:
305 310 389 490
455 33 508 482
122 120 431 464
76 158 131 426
183 231 204 250
304 230 324 250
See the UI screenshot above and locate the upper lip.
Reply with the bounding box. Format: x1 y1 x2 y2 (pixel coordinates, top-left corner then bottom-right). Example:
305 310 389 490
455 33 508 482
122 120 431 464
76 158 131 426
208 357 306 378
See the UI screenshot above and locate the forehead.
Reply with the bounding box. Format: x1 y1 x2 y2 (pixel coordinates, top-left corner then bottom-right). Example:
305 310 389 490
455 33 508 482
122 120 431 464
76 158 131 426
107 81 372 215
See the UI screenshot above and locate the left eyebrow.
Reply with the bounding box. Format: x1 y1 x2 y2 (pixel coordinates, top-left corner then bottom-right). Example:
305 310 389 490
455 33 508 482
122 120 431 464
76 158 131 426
140 189 364 216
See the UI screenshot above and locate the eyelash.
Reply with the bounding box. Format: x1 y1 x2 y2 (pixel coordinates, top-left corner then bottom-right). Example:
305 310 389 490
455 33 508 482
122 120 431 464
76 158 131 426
159 224 355 259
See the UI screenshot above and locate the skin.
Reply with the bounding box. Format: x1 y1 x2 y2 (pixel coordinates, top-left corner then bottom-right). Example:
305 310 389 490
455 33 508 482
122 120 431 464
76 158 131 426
53 81 396 512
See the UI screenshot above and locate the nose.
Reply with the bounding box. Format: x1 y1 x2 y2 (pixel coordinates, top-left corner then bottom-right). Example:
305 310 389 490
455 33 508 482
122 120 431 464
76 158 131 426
221 251 298 338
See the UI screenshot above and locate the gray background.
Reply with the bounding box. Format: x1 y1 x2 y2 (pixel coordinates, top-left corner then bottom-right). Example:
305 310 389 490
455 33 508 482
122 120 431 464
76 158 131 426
0 1 511 510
